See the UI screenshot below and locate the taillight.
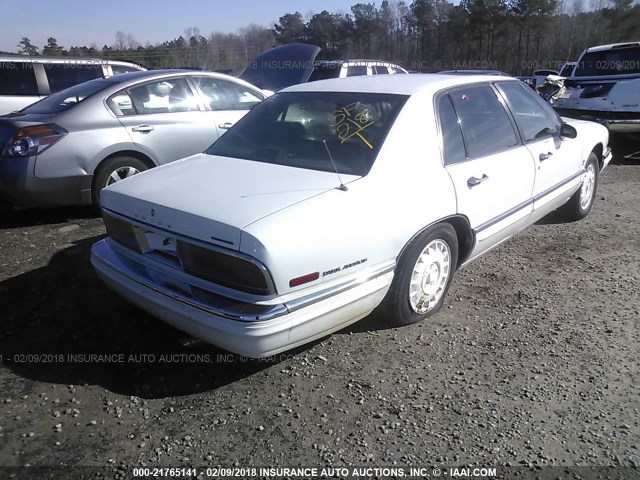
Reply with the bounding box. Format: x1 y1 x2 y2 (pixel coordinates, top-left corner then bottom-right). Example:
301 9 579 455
3 124 67 157
177 241 273 296
102 213 141 253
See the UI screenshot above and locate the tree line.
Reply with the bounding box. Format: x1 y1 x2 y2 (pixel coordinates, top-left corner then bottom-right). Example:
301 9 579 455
7 0 640 75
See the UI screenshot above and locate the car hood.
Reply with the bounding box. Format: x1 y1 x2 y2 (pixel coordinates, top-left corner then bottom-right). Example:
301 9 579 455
100 153 358 250
239 43 321 91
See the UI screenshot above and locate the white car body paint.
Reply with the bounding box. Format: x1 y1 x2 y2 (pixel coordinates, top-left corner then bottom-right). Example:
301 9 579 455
92 74 612 357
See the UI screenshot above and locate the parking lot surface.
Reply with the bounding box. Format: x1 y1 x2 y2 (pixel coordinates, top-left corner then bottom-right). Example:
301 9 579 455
0 138 638 475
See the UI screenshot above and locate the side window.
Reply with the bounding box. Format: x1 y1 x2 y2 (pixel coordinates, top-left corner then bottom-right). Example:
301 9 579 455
309 65 340 82
44 64 103 93
347 66 367 77
437 94 466 165
193 77 263 111
108 92 135 116
111 65 141 75
497 81 561 142
391 66 406 74
449 85 519 158
0 62 39 95
372 65 389 75
126 77 199 115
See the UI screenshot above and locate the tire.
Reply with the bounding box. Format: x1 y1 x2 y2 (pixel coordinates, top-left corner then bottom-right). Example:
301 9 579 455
558 152 599 222
379 223 458 327
92 156 149 206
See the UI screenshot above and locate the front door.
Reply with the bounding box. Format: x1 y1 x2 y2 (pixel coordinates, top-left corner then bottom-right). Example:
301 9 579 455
189 76 264 138
438 85 536 260
495 81 584 218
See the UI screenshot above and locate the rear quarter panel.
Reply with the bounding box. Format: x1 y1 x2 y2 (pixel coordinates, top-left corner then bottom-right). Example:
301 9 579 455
240 91 458 295
33 100 146 178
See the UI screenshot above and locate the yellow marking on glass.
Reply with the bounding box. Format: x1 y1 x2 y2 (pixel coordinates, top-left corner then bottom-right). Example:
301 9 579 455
333 103 375 149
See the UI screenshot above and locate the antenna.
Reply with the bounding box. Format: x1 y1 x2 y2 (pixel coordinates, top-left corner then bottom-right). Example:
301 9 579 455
323 140 348 192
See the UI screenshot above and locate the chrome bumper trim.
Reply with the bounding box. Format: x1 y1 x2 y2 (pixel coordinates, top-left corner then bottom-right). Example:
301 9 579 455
92 239 396 323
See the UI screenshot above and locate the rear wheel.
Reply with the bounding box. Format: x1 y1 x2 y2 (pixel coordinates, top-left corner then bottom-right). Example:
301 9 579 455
92 156 148 206
558 152 599 221
379 223 458 327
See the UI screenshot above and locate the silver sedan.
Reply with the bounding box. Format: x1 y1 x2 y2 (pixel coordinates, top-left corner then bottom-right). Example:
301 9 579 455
0 70 265 208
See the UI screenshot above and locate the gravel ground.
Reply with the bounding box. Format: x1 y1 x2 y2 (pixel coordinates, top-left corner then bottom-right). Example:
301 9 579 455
0 137 638 479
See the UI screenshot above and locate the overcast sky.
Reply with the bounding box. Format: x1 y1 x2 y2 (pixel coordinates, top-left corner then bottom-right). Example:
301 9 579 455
0 0 361 52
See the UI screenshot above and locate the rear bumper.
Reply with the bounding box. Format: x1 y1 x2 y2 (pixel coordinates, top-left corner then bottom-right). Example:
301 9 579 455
91 239 394 358
0 155 92 207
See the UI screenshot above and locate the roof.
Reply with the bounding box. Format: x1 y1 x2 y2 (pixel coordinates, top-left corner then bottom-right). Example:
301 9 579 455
438 69 510 76
585 42 640 53
281 73 517 96
0 55 140 65
95 69 240 84
315 59 401 65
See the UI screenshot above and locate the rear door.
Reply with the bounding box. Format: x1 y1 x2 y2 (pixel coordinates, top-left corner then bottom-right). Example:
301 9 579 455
112 76 218 165
496 81 583 216
438 84 536 259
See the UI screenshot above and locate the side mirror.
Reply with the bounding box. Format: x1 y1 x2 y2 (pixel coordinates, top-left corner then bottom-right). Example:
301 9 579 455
560 123 577 139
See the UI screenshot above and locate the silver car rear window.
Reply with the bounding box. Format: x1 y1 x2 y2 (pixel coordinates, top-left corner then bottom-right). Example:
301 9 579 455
22 78 116 114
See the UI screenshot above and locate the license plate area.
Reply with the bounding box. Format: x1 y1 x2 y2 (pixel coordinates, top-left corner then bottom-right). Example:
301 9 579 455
136 228 182 267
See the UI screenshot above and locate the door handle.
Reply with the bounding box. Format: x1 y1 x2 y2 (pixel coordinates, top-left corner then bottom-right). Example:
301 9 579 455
218 122 234 130
539 151 553 161
132 125 154 133
467 174 489 188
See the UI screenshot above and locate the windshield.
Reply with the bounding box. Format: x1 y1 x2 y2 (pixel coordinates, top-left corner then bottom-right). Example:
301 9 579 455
205 91 408 176
559 63 575 77
22 78 117 114
575 46 640 77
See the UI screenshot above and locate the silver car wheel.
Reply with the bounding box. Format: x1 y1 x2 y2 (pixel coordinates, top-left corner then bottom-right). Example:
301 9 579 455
409 239 451 314
105 166 141 188
579 163 596 210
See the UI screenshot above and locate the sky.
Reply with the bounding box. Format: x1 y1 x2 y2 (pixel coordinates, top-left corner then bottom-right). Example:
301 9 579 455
0 0 364 53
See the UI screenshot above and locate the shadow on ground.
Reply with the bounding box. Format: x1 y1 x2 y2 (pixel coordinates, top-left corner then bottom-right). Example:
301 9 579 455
0 237 310 399
0 205 97 230
609 133 640 165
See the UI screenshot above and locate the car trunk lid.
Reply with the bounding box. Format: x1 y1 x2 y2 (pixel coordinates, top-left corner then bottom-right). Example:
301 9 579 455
100 153 358 250
239 43 321 91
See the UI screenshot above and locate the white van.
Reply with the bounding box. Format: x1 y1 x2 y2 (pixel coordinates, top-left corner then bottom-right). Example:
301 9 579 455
0 56 145 115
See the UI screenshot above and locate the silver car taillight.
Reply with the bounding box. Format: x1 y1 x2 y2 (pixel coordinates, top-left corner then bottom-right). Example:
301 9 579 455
3 124 67 157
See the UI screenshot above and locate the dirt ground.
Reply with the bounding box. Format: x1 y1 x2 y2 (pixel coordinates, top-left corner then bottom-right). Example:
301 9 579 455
0 136 638 480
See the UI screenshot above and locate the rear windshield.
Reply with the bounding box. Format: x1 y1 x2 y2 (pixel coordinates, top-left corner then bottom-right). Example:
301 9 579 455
206 91 408 176
575 46 640 76
22 78 116 114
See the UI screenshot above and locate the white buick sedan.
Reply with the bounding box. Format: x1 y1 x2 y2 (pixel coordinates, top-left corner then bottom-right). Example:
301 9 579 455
91 74 612 358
